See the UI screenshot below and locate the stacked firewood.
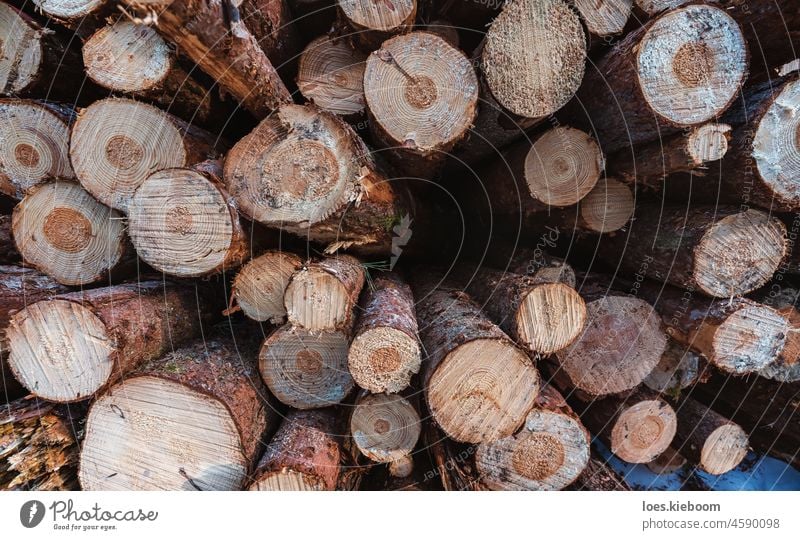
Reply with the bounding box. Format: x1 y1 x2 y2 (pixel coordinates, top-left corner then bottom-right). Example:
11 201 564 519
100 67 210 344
1 0 798 491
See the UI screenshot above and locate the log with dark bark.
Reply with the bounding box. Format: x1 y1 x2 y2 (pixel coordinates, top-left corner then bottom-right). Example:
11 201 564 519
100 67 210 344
12 181 130 286
230 250 303 323
644 338 702 396
599 206 787 298
412 275 540 444
363 31 478 179
348 272 420 393
564 3 748 154
0 215 19 264
578 387 678 464
457 265 587 355
690 374 799 470
224 103 411 255
609 123 731 189
241 0 302 72
571 454 629 490
70 97 221 213
120 0 292 118
0 2 84 99
6 281 214 402
336 0 416 52
250 409 341 491
284 254 365 332
456 0 586 162
127 161 250 278
475 384 591 490
672 397 749 475
632 281 790 375
79 336 271 490
287 0 336 38
1 265 69 402
0 99 74 200
297 34 368 120
1 397 83 490
484 244 577 288
350 392 420 464
555 279 667 397
82 20 222 125
259 324 354 408
751 284 800 382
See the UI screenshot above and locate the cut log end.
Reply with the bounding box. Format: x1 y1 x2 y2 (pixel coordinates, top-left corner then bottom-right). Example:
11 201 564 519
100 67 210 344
32 0 104 20
577 177 634 233
558 296 667 396
573 0 632 37
350 393 421 463
687 123 731 165
428 338 539 444
637 5 747 126
610 398 677 464
525 127 603 207
348 326 421 393
0 99 74 198
694 209 786 298
752 79 800 206
297 35 368 117
700 424 749 475
482 0 585 118
249 470 326 491
259 326 354 409
79 376 247 490
476 409 590 490
8 298 112 402
70 98 192 212
128 168 245 277
232 251 303 323
338 0 416 33
711 304 789 374
0 4 43 94
83 21 172 93
364 31 478 152
516 282 587 354
12 181 127 285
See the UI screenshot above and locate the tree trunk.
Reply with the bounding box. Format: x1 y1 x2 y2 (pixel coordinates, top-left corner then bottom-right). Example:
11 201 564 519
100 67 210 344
348 271 420 393
127 161 250 278
296 34 368 120
643 338 702 396
578 387 678 464
456 265 587 355
0 2 85 99
336 0 416 52
250 408 341 491
241 0 302 73
751 283 800 382
609 123 731 189
598 205 787 298
690 374 799 471
456 0 587 162
672 397 749 475
224 103 412 255
259 323 355 408
1 265 69 402
554 278 667 397
82 20 224 126
6 280 215 402
230 250 303 323
632 280 790 375
571 0 633 39
0 215 19 264
563 3 748 154
475 384 591 490
119 0 292 118
79 335 272 490
483 243 577 288
0 397 83 490
411 274 540 444
69 97 221 213
12 181 131 286
31 0 114 35
0 99 75 200
363 31 478 179
284 254 365 332
570 454 629 490
350 392 420 463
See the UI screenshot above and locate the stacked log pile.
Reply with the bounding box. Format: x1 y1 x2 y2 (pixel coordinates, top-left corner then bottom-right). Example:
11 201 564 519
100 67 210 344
0 0 798 492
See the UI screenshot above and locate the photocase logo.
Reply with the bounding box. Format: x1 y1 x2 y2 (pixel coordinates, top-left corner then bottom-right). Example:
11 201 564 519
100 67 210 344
20 500 45 528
